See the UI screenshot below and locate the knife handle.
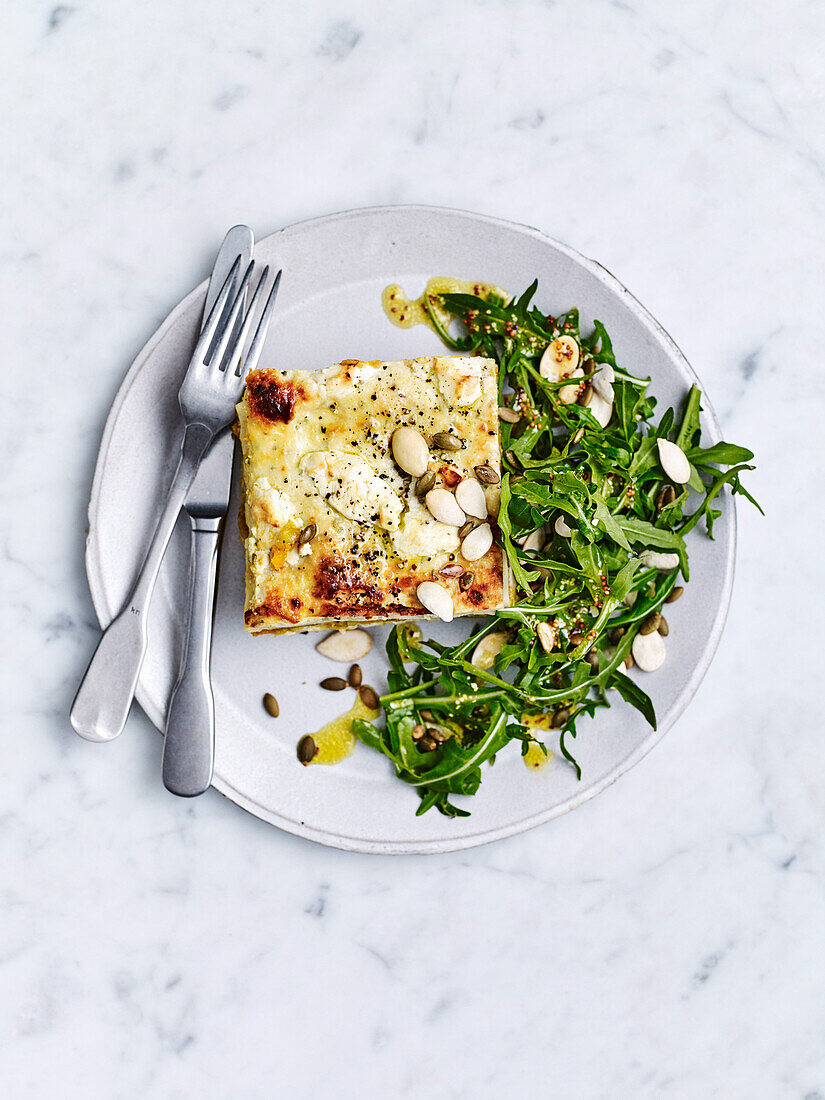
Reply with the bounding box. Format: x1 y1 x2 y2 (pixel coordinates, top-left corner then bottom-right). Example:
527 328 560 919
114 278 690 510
70 421 212 742
161 516 221 797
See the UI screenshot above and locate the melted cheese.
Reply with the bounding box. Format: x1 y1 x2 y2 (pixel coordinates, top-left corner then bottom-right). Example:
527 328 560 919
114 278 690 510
236 356 510 633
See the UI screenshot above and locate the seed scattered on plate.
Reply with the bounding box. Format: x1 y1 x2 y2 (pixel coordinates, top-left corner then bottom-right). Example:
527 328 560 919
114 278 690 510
640 550 680 571
639 611 662 636
297 735 318 765
316 629 373 661
537 621 556 653
439 562 464 577
665 585 684 603
657 615 669 637
498 406 521 423
348 663 362 688
320 676 348 691
555 515 572 538
471 631 509 670
458 570 474 592
412 724 426 741
359 685 380 710
632 630 666 671
262 693 279 718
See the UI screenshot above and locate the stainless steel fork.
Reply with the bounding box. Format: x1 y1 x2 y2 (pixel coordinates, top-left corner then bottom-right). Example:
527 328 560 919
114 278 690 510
71 257 281 743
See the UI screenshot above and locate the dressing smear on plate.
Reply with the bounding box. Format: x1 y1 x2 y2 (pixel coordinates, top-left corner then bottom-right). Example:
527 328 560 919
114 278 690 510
382 277 505 332
305 693 381 766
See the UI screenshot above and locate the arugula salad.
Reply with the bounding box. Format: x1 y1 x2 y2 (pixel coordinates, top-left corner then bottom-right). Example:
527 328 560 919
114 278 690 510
354 281 759 818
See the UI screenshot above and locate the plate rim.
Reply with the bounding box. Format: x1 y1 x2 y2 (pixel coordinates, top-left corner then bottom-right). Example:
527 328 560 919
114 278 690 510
84 204 737 854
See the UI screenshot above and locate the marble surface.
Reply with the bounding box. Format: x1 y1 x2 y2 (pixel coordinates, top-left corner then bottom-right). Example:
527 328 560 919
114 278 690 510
3 0 823 1096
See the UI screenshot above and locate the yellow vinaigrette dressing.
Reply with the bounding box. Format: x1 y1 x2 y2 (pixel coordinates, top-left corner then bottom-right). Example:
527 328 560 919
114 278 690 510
382 277 507 333
306 694 381 766
521 714 555 771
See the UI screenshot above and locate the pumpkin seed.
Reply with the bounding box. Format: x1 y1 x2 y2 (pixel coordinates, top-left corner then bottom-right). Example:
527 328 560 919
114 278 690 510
609 627 625 645
657 616 669 637
439 562 464 577
571 427 585 444
359 685 380 710
461 523 493 561
298 523 317 547
432 431 463 451
455 478 488 519
297 735 318 765
665 586 684 603
458 571 474 592
415 581 454 622
656 484 676 511
504 449 521 469
632 630 666 672
316 629 373 661
411 724 426 741
415 471 437 497
348 663 362 688
420 709 435 722
551 707 569 729
592 363 615 403
555 515 572 538
586 650 599 673
425 487 465 526
320 676 348 691
657 438 691 484
639 611 662 636
417 735 438 753
475 463 500 485
391 426 430 477
471 631 509 670
640 550 680 571
428 726 447 743
569 631 583 646
579 383 594 408
537 621 556 653
458 519 476 539
540 335 581 380
262 693 279 718
624 653 634 670
498 406 521 423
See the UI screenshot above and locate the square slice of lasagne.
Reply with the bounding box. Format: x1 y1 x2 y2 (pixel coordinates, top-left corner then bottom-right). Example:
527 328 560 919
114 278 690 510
236 356 511 634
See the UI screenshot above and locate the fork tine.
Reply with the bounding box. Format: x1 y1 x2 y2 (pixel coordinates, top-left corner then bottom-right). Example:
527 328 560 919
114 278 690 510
227 265 272 375
191 255 241 363
239 269 282 378
206 260 255 370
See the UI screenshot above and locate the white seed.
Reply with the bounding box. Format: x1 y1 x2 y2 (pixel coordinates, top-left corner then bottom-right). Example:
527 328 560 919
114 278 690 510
416 581 454 622
588 391 613 427
455 477 488 519
631 630 666 672
461 523 493 561
559 366 584 404
425 487 465 526
522 528 544 554
592 363 615 403
640 550 680 570
391 426 430 477
555 515 572 538
498 405 521 423
540 335 581 381
471 631 509 670
316 629 373 662
657 438 691 484
537 621 556 653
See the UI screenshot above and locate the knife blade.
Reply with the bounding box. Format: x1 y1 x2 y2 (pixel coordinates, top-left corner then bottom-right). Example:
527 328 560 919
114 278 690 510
161 225 254 797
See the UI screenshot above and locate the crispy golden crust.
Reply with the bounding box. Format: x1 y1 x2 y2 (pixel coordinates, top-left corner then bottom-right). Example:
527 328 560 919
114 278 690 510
236 356 510 633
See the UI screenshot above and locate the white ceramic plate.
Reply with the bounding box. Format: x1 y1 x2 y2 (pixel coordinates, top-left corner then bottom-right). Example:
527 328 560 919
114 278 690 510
85 206 735 854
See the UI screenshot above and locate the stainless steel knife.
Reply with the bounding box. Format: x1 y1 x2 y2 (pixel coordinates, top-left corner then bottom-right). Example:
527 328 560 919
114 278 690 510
161 224 254 797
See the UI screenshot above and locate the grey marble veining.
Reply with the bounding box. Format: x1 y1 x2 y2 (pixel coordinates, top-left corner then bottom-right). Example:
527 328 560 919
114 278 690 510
2 1 824 1097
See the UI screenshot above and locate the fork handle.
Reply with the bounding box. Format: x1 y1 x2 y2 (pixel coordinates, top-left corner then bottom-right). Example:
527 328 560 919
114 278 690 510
161 516 220 796
70 421 212 742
